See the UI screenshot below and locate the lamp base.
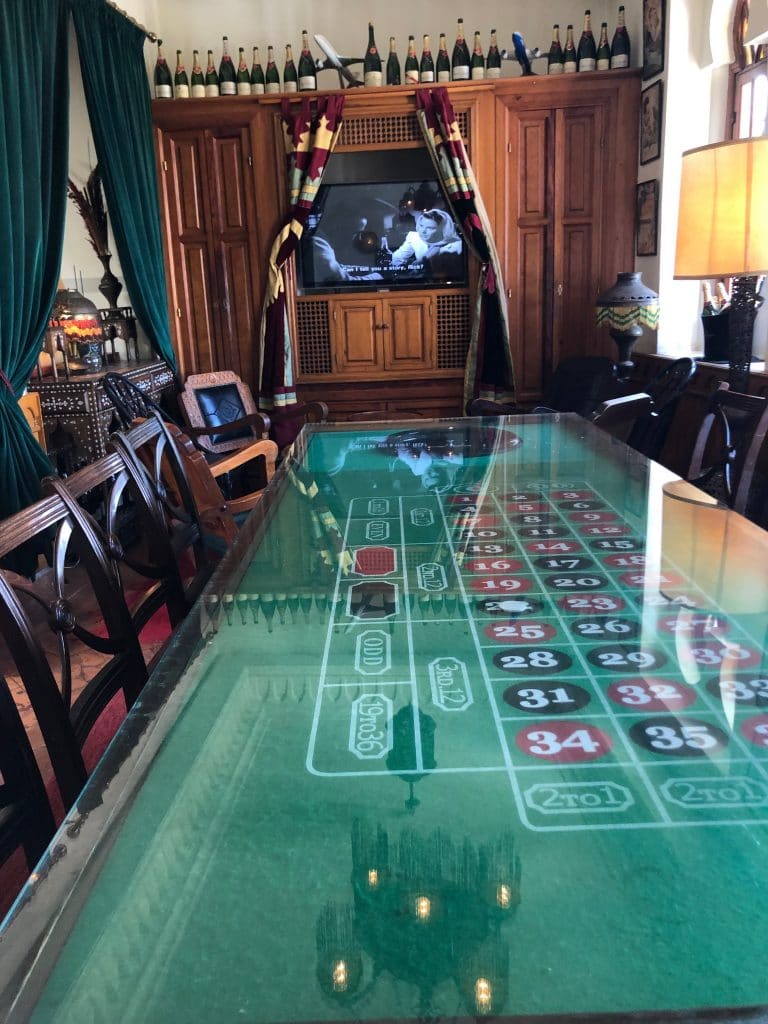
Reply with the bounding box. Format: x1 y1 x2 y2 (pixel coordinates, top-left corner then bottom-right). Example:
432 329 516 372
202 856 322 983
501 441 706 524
728 276 758 393
609 324 643 382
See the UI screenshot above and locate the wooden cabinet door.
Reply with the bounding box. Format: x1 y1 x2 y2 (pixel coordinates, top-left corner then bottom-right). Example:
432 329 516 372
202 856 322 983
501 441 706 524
156 124 259 380
330 297 383 376
384 295 435 372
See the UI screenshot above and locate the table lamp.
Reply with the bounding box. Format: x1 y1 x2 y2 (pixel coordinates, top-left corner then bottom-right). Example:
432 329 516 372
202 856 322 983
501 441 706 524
595 271 660 380
55 287 105 373
674 137 768 392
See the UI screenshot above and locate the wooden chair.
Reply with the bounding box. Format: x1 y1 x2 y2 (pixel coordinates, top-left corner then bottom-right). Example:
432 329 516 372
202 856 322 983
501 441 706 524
685 383 768 517
111 412 278 546
0 486 149 811
466 399 517 416
0 670 55 874
178 371 272 456
626 357 696 461
467 357 619 419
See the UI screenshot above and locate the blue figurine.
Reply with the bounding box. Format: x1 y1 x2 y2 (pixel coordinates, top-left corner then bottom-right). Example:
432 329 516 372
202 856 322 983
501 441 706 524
501 32 543 76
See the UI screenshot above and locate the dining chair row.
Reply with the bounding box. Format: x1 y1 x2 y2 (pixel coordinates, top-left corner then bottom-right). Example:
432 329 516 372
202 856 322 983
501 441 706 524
0 411 279 897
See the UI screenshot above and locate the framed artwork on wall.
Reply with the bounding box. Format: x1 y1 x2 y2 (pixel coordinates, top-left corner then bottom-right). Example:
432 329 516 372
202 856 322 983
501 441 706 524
640 80 663 164
636 179 659 256
643 0 666 79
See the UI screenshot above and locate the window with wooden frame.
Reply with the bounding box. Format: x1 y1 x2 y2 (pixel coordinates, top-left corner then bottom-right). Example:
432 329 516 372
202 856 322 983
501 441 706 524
729 0 768 139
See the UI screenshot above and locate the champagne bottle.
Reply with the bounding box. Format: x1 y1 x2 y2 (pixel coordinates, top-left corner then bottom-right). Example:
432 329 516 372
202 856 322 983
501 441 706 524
250 46 265 94
283 44 298 92
451 18 471 80
174 49 190 98
404 35 419 85
191 49 206 97
610 4 631 69
701 282 717 316
485 29 501 79
265 45 280 93
715 281 731 309
236 47 251 94
577 10 597 72
436 33 451 82
420 34 435 82
298 30 316 90
563 25 577 74
376 236 393 269
386 37 401 85
364 23 383 86
154 39 172 99
548 24 564 75
218 36 236 94
596 22 611 70
470 30 485 80
205 49 220 96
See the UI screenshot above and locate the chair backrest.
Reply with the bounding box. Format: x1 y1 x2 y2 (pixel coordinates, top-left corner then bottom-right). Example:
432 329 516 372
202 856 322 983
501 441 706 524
179 371 263 455
590 393 653 434
627 357 696 460
0 670 55 874
685 382 768 517
545 357 618 416
103 371 182 432
267 401 330 451
0 488 149 810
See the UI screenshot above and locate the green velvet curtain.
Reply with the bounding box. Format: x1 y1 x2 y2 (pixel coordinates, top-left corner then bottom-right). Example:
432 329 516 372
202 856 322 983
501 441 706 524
70 0 176 371
0 0 65 520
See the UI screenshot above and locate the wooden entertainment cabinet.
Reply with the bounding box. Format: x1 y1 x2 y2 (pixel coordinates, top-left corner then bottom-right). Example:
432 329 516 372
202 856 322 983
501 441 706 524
153 72 640 418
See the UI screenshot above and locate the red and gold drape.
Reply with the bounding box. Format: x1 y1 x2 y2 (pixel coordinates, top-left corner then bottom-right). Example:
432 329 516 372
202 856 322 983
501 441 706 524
415 88 515 408
259 94 344 448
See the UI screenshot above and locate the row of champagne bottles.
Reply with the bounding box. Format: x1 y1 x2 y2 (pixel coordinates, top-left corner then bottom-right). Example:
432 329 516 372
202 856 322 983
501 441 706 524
153 9 630 99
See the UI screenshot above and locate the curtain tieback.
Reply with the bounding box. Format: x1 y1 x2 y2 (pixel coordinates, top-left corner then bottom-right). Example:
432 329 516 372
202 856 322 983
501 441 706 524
0 371 14 395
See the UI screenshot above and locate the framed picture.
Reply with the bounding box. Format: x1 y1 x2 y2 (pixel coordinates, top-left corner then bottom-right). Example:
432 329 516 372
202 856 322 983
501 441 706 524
643 0 666 79
636 179 659 256
640 80 663 165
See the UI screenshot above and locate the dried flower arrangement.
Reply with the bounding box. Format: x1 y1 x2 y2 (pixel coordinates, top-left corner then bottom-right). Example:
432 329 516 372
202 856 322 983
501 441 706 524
67 165 110 261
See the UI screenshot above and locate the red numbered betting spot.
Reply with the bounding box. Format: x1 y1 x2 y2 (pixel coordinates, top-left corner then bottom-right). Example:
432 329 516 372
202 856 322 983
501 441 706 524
602 553 647 568
579 524 630 536
550 490 594 500
455 516 504 530
656 612 730 638
525 540 582 554
619 571 685 589
483 620 557 643
470 576 532 594
354 547 397 576
506 502 548 513
465 558 524 574
568 511 618 523
686 641 761 669
607 678 696 712
740 715 768 749
515 720 612 762
558 593 627 613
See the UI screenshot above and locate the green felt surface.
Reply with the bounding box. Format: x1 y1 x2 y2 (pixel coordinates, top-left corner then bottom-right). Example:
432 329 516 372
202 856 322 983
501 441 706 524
13 418 768 1022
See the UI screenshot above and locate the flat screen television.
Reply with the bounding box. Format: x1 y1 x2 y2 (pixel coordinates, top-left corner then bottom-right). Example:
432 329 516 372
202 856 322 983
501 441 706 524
298 178 468 295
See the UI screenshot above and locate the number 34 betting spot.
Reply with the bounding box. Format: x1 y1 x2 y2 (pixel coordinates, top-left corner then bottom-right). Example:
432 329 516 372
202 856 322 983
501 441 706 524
515 721 612 762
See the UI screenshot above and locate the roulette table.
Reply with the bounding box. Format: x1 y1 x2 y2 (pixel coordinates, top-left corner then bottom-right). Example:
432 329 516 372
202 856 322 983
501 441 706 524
3 414 768 1023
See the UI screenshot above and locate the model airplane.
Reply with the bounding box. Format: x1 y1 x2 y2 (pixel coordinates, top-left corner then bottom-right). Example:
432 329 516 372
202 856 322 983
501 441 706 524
313 34 365 87
500 32 546 76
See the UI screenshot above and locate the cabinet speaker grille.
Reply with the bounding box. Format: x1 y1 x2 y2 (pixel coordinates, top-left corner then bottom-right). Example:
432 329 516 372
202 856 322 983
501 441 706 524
436 293 471 369
297 301 332 375
339 110 469 148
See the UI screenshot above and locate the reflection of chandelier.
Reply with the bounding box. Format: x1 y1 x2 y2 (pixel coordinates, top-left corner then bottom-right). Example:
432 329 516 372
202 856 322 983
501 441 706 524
315 820 522 1016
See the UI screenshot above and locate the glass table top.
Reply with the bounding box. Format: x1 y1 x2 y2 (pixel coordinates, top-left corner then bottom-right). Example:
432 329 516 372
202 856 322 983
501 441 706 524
3 415 768 1023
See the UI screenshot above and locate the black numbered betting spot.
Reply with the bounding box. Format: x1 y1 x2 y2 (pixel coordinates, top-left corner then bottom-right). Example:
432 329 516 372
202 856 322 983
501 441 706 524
509 513 558 525
493 647 573 674
557 500 606 511
477 597 545 617
569 616 641 640
503 682 590 714
518 526 570 538
586 644 667 672
588 538 644 552
707 674 768 708
629 716 729 757
534 556 595 571
544 574 608 591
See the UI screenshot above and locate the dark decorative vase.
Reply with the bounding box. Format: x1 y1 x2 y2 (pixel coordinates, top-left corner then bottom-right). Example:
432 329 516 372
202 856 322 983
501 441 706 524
98 255 123 309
